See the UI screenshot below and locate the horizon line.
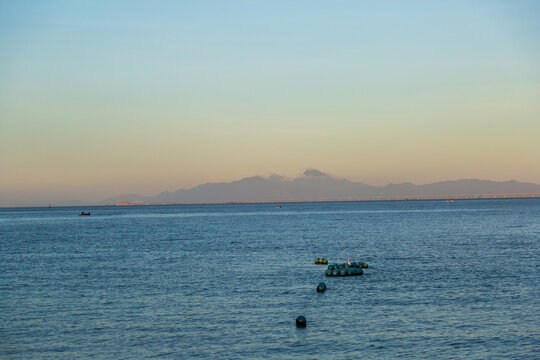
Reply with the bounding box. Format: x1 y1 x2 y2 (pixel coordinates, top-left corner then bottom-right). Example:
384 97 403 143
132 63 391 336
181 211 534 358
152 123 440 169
2 193 538 209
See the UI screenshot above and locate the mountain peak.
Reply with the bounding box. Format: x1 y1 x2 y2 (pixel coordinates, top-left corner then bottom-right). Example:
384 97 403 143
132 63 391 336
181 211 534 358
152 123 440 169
303 169 329 177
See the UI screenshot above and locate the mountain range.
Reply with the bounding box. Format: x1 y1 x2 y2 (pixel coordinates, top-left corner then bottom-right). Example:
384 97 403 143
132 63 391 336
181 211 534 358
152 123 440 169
101 169 540 205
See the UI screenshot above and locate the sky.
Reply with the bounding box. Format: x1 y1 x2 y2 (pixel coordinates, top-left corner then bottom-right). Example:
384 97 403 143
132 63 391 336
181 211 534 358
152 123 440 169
1 0 539 206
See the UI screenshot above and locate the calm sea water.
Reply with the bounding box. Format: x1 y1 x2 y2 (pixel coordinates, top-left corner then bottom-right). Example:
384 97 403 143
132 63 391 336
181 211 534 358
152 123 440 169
1 199 539 359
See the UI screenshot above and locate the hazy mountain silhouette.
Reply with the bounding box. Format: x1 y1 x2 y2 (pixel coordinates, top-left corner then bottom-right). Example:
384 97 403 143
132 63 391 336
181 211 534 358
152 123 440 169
101 169 540 205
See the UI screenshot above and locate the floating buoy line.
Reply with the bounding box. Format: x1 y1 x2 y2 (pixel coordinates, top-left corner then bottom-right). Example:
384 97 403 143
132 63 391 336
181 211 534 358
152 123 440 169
325 267 363 277
297 258 370 327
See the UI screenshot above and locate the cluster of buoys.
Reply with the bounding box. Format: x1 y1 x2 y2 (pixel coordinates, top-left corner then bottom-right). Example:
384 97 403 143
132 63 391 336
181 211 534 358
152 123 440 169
327 262 368 270
325 267 363 277
297 258 370 327
325 262 368 276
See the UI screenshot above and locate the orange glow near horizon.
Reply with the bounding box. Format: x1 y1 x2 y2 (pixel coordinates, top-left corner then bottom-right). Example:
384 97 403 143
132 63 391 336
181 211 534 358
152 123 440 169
1 1 539 206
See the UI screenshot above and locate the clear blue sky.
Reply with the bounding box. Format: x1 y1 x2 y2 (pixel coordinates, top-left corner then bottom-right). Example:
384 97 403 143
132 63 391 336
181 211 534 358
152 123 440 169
1 0 539 205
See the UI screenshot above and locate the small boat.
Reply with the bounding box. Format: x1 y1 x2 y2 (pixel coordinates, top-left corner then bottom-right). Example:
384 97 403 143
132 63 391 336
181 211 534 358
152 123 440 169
79 211 91 216
276 205 282 208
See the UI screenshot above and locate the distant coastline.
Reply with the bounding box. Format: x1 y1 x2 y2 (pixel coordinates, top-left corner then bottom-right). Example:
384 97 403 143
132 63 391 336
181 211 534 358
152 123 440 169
1 193 539 209
109 193 539 207
3 169 540 208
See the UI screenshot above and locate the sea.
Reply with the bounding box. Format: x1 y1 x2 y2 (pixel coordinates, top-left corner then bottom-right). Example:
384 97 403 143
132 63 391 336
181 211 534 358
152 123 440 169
1 199 539 359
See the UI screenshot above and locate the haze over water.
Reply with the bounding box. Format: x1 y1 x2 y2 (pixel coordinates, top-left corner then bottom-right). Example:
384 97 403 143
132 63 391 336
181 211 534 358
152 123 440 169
1 198 539 358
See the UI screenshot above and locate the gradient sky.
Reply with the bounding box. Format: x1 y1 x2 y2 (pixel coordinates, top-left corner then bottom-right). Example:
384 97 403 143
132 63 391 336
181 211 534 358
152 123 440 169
1 0 539 205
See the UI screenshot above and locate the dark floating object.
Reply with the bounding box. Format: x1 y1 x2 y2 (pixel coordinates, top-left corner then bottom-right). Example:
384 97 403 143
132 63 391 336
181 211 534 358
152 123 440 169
325 268 363 277
327 262 368 270
296 315 307 327
79 211 90 216
325 262 366 277
316 282 326 292
314 258 328 265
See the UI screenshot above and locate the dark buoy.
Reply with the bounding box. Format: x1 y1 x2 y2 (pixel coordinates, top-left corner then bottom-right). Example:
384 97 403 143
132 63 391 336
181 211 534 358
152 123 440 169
316 282 326 292
296 315 307 327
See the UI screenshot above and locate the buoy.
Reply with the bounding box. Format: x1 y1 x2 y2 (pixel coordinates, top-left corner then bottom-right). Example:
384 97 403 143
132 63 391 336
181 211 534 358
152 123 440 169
296 315 307 327
324 264 365 276
316 282 326 292
325 269 332 276
315 258 328 265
